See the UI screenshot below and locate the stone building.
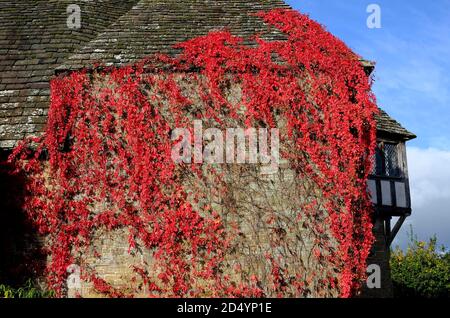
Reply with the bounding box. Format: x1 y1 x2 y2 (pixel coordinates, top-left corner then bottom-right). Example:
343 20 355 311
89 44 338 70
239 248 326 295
0 0 415 297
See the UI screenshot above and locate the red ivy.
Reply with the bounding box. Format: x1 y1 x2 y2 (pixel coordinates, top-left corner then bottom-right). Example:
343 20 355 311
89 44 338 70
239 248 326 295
8 9 377 298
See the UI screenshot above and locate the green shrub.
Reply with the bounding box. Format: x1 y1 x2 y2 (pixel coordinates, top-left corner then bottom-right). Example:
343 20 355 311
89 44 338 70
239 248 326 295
0 279 54 298
391 230 450 298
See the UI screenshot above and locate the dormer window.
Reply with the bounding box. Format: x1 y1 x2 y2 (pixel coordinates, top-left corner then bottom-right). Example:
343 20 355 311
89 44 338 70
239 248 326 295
372 142 402 177
368 140 411 212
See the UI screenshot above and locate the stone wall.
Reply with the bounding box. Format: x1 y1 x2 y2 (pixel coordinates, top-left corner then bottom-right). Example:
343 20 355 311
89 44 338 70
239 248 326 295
2 145 394 298
2 72 383 298
66 162 338 298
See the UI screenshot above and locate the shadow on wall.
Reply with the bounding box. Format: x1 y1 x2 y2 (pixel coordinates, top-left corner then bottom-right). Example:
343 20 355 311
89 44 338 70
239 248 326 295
0 149 45 287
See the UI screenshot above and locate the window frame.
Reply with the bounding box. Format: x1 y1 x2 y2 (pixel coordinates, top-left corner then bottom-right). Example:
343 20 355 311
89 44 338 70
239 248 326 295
372 141 403 178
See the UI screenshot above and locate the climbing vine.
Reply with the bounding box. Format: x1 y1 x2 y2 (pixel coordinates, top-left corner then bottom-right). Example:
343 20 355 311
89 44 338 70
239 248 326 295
7 9 377 298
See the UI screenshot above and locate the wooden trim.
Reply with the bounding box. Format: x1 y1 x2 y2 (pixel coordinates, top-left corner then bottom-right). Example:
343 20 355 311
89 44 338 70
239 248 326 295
376 206 411 217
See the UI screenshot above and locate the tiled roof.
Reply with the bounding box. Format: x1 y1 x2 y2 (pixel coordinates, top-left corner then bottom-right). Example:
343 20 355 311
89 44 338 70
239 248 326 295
0 0 139 148
376 109 416 140
0 0 415 149
56 0 290 71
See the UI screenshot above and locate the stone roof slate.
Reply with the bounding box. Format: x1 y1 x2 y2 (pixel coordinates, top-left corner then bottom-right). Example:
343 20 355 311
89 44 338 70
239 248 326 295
376 109 416 140
0 0 139 148
0 0 415 148
56 0 291 71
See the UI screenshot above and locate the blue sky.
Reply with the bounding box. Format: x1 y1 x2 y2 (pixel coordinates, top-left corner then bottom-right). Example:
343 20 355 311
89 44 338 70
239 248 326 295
285 0 450 249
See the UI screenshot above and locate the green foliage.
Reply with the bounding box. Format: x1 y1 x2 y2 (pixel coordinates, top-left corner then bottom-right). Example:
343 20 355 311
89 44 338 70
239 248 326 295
0 279 54 298
391 229 450 298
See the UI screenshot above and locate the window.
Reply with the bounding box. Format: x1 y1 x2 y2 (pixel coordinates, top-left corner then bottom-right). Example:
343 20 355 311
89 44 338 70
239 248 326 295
371 142 402 177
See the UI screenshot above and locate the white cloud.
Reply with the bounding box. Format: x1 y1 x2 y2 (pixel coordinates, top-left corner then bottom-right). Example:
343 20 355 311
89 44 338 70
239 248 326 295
393 147 450 249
